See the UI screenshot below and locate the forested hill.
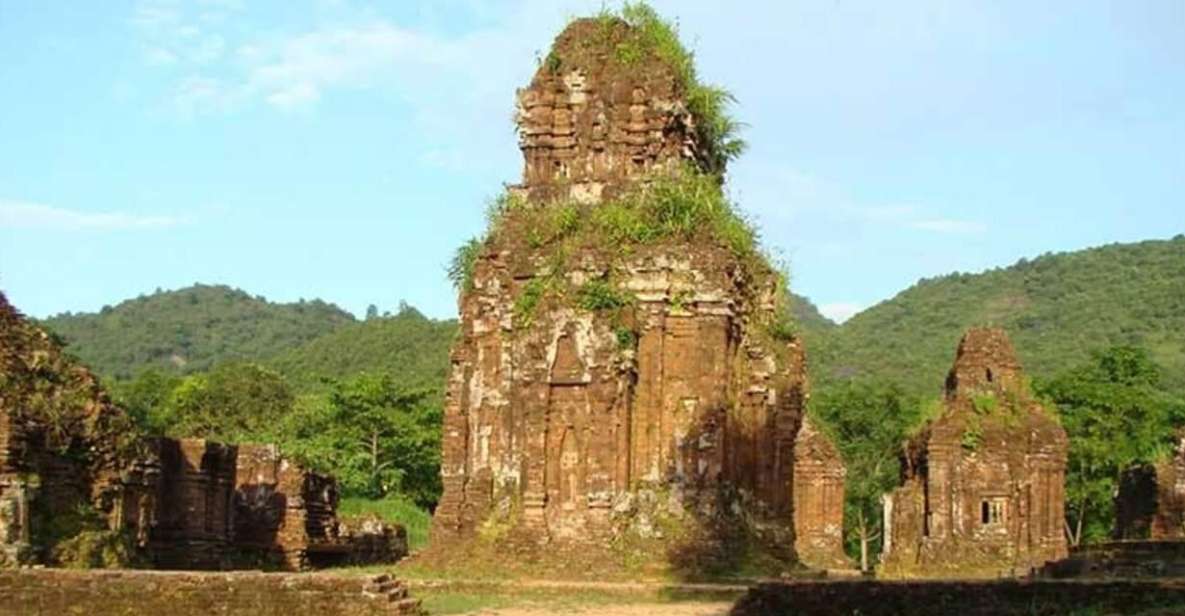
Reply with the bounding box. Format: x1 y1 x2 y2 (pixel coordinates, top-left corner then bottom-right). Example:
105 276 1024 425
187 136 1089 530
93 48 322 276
37 237 1185 398
41 284 354 379
41 287 819 389
269 305 457 393
813 236 1185 397
792 293 836 341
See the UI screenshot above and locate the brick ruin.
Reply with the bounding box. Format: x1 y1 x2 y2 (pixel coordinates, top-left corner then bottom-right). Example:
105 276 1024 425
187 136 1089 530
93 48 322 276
792 416 849 568
0 290 140 568
880 328 1068 577
2 569 423 615
430 16 846 573
0 291 406 571
1116 432 1185 541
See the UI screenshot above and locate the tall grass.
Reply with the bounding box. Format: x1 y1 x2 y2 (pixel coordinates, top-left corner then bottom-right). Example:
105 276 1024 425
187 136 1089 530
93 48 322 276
339 494 432 552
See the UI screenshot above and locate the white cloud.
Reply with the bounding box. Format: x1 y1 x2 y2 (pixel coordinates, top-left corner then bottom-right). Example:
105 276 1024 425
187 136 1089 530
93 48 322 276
0 201 185 231
819 302 864 323
144 46 179 66
173 76 237 116
132 0 236 69
908 219 988 234
128 0 569 177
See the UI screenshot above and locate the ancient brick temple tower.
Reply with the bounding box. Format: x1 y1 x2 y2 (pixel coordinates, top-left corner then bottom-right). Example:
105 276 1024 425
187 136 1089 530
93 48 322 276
430 13 845 572
880 328 1068 577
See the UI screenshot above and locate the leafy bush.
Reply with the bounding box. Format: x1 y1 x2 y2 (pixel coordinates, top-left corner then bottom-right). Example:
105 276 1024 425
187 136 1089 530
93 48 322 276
448 238 483 292
609 2 746 175
577 280 627 312
513 278 550 327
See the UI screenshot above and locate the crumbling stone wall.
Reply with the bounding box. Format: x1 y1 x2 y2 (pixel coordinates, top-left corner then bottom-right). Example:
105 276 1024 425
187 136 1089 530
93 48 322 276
235 443 338 569
792 416 848 568
514 18 720 206
0 292 406 571
0 569 423 615
0 291 145 567
233 443 406 570
731 579 1185 616
149 438 237 569
1152 435 1185 539
1116 433 1185 540
880 328 1068 577
431 16 842 573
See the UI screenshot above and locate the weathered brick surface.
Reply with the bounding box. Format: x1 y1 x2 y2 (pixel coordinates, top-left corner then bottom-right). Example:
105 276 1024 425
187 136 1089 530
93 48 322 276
0 569 422 615
730 579 1185 616
0 291 143 567
149 437 238 569
881 328 1068 577
1041 540 1185 579
1116 433 1185 540
430 17 844 573
793 416 848 568
0 292 407 571
1153 435 1185 539
513 20 696 205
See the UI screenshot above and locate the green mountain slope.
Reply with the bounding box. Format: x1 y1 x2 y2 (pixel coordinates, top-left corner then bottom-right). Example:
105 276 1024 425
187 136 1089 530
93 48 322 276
813 236 1185 396
41 284 354 379
36 237 1183 402
268 306 457 393
791 293 835 337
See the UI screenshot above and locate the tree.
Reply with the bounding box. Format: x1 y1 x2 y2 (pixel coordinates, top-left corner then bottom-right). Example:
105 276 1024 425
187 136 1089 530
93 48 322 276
281 374 441 506
1037 346 1185 546
110 369 182 434
164 362 295 443
811 380 920 572
366 304 379 320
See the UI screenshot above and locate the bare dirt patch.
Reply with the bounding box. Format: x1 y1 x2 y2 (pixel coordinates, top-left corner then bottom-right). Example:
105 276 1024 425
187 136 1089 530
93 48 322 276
459 603 733 616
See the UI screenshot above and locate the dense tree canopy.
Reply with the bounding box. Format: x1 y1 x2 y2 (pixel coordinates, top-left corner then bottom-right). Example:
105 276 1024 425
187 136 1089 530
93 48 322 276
150 362 294 443
1037 346 1185 545
280 374 441 506
41 284 353 379
811 381 921 570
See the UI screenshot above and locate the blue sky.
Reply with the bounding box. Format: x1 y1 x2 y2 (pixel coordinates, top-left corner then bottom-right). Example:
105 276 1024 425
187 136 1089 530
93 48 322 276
1 1 1181 323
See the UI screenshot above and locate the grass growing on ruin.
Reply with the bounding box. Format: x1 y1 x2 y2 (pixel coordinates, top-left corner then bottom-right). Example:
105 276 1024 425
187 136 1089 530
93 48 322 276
339 494 432 552
592 2 747 175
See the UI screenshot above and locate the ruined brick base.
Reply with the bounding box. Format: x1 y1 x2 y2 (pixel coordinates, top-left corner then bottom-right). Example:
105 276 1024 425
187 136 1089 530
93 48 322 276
0 569 421 615
730 579 1185 616
1039 541 1185 579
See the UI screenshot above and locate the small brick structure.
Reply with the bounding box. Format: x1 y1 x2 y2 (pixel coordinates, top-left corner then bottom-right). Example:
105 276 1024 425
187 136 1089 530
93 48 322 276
149 438 238 569
880 328 1068 577
1116 432 1185 540
235 443 349 569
